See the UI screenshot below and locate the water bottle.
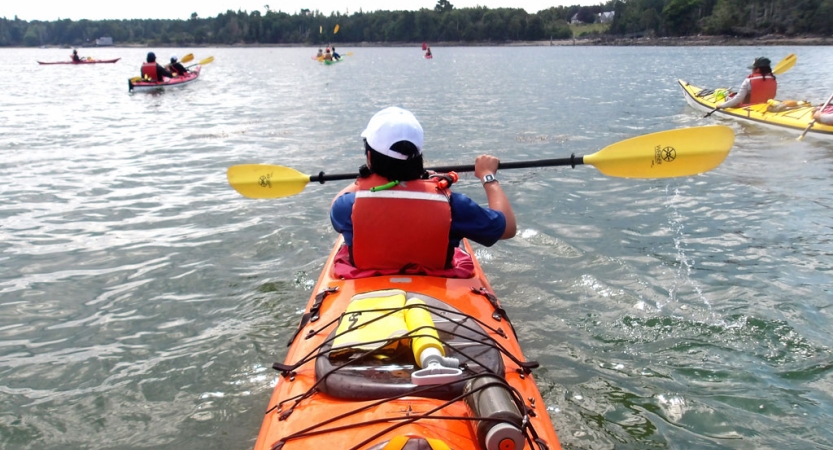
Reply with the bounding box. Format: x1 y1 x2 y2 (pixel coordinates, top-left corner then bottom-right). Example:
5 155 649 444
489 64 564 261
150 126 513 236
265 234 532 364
464 375 525 450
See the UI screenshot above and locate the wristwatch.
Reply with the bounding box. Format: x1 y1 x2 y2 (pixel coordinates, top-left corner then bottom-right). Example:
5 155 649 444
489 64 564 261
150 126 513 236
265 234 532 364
481 173 497 185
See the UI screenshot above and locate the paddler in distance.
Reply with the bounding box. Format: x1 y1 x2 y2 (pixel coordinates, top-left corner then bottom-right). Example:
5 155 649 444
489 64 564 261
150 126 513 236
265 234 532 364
717 57 777 109
329 106 516 278
166 54 189 76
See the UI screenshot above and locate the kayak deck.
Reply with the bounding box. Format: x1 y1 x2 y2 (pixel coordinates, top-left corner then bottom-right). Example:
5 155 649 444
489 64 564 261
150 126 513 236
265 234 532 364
679 79 833 140
254 238 561 450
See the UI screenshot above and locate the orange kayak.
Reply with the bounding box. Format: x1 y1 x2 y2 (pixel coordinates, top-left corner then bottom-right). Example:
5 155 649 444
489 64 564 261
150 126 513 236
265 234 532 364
254 237 562 450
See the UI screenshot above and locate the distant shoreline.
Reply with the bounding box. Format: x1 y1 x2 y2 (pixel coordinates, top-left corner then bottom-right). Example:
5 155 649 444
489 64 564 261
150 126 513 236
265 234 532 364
30 35 833 49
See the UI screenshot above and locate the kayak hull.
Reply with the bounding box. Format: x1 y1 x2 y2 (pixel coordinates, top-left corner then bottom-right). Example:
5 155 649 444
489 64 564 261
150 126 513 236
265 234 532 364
679 79 833 141
38 58 121 65
253 237 562 450
128 66 201 92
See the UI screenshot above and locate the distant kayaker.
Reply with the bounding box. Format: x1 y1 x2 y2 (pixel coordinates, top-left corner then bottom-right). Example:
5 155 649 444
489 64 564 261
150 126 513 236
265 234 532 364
330 107 516 276
316 48 324 59
141 52 173 82
167 54 189 76
71 49 82 62
323 49 333 61
331 46 341 60
717 57 777 109
425 47 432 57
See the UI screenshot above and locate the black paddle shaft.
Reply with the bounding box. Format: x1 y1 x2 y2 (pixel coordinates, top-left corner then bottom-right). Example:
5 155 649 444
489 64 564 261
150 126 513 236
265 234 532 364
308 155 585 184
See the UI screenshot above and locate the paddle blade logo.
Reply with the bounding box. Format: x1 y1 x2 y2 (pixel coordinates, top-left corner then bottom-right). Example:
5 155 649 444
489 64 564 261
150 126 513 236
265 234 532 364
259 173 272 188
654 145 677 165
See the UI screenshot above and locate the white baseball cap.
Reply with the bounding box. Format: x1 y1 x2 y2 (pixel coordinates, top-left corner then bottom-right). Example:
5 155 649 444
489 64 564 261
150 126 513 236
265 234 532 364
361 107 423 160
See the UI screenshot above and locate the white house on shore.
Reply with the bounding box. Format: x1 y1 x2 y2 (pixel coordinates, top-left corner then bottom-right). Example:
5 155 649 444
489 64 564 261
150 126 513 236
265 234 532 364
95 37 113 46
571 11 615 25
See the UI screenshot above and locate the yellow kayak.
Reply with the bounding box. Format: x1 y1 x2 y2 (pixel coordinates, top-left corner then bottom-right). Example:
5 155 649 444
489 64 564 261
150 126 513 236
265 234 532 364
678 79 833 141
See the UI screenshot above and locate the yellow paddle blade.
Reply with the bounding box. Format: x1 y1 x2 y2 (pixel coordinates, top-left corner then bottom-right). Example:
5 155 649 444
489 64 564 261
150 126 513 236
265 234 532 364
197 56 214 65
773 53 796 75
583 125 734 179
345 52 354 56
129 76 142 83
227 165 311 199
180 53 194 63
334 24 340 34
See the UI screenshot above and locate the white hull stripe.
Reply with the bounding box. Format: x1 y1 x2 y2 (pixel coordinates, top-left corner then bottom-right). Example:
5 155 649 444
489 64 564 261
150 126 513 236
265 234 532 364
356 190 448 202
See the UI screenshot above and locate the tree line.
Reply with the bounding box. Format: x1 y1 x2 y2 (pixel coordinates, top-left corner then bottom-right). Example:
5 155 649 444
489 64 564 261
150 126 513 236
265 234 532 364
610 0 833 37
1 0 831 47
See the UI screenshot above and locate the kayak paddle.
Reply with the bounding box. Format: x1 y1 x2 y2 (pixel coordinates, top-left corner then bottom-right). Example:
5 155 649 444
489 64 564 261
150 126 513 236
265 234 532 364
180 53 194 64
797 92 833 141
187 56 214 68
227 125 734 199
772 53 796 75
703 53 796 118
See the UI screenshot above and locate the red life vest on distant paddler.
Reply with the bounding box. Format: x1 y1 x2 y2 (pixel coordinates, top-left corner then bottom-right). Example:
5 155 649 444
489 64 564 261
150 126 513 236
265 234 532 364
141 62 159 81
351 174 451 271
744 73 777 105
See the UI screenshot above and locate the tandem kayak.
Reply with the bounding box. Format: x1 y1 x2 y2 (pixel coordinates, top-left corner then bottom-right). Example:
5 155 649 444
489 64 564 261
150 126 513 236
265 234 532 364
128 66 201 92
38 58 121 65
679 79 833 141
253 236 563 450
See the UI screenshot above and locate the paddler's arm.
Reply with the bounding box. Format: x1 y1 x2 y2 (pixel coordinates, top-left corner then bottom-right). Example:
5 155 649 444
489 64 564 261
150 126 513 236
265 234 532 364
718 79 750 109
475 154 516 239
331 182 358 206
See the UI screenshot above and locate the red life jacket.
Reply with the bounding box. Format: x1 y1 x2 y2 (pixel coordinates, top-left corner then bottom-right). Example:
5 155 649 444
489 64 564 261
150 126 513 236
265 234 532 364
744 74 777 105
141 62 159 81
351 174 451 271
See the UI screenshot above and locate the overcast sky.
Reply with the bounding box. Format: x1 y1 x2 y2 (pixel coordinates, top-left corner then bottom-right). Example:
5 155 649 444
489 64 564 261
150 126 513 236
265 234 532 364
2 0 602 21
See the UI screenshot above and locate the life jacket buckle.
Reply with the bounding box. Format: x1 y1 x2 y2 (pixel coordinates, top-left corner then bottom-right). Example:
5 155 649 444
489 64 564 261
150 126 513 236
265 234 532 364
429 171 458 189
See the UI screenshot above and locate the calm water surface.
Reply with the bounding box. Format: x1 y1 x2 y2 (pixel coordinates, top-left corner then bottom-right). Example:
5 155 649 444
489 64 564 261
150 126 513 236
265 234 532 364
1 45 832 450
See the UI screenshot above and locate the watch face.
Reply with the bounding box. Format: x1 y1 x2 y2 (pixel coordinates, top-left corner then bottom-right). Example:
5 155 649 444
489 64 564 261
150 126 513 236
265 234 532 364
482 174 496 184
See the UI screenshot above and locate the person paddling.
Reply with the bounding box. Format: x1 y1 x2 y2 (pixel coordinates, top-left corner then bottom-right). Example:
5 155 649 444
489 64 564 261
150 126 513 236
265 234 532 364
329 106 516 278
813 104 833 125
425 47 432 58
717 57 777 109
71 49 82 62
322 48 333 61
140 52 173 82
331 46 341 61
167 54 189 76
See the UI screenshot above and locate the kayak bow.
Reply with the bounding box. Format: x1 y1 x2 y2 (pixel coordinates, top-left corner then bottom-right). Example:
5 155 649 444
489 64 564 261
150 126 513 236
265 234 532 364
253 237 562 450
